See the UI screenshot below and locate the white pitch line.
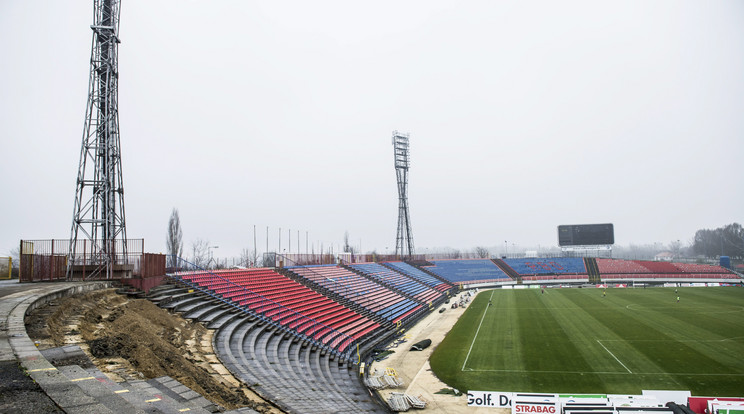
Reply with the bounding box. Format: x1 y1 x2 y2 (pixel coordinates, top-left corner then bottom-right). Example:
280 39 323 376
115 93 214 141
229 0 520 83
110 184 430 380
461 290 494 371
596 340 632 373
463 368 744 376
596 337 744 343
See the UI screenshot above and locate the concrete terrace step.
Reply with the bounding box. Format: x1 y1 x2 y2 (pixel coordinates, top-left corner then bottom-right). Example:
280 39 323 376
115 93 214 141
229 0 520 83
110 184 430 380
224 408 261 414
207 309 243 329
163 294 203 311
250 327 326 412
148 287 192 303
242 323 379 413
144 280 389 413
182 302 222 320
146 283 177 293
194 289 387 413
128 379 213 414
175 297 215 314
215 318 295 413
157 291 200 308
216 318 262 387
256 329 294 400
147 376 220 413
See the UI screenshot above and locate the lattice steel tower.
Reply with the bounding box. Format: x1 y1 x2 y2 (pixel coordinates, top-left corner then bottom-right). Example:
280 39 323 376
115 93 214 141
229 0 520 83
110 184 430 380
393 131 414 258
68 0 127 279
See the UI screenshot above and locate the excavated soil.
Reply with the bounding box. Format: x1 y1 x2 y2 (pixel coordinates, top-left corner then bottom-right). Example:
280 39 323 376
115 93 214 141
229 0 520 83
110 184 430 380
25 288 282 413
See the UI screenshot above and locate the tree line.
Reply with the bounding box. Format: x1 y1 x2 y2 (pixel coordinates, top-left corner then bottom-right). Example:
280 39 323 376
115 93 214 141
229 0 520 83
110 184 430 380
693 222 743 259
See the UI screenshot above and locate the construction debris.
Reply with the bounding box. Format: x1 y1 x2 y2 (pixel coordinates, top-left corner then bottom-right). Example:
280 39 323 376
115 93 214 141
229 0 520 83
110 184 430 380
387 392 427 411
364 368 404 390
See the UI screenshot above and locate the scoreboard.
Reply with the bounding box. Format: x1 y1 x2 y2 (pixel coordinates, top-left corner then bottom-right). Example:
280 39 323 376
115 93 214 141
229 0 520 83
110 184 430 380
558 223 614 246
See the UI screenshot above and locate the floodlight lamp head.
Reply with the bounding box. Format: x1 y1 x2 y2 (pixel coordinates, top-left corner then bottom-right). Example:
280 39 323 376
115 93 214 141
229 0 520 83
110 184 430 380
392 131 410 170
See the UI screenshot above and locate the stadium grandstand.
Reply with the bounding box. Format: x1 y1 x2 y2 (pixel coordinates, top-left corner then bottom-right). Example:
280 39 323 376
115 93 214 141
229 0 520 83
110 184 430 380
6 255 741 412
596 258 738 281
405 257 740 286
154 256 740 412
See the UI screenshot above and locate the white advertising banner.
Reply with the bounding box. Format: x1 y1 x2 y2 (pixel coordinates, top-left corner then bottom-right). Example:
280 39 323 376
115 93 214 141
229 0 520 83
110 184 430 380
467 391 513 408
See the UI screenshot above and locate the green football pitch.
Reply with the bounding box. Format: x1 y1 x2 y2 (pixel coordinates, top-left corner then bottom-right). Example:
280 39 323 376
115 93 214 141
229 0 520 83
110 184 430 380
430 287 744 395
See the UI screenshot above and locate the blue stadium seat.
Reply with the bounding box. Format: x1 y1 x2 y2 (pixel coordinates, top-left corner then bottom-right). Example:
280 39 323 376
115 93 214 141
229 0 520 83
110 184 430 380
503 258 586 275
426 259 510 284
383 261 453 291
350 263 442 304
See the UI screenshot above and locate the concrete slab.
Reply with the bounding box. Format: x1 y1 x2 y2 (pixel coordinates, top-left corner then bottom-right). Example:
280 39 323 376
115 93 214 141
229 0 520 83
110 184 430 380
59 365 144 414
129 379 211 414
148 376 218 412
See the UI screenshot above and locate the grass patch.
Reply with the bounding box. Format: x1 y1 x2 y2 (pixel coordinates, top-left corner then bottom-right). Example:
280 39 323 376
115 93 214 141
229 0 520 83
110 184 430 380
430 287 744 395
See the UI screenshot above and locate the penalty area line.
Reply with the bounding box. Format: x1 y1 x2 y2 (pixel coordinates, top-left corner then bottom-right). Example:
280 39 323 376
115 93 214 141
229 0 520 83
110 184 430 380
461 290 494 371
597 340 632 373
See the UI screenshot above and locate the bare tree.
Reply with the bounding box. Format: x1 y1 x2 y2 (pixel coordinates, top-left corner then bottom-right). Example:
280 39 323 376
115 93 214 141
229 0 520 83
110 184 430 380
343 231 356 254
440 248 461 259
474 246 490 258
668 240 682 259
7 246 20 268
191 239 211 269
166 208 183 268
239 247 252 267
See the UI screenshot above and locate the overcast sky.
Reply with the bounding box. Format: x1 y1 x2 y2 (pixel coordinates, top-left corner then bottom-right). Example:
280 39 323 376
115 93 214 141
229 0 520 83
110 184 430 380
1 1 742 259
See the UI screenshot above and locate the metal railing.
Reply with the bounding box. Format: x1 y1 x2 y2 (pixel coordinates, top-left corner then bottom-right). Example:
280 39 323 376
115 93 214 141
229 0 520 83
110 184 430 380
262 252 498 266
18 239 161 282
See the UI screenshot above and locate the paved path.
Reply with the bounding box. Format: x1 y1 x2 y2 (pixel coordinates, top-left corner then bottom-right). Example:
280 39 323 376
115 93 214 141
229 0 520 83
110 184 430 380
0 279 54 298
0 280 114 412
371 290 510 414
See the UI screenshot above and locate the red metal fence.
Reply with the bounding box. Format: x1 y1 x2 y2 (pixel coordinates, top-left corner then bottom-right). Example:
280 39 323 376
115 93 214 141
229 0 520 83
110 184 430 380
19 239 165 283
140 253 166 278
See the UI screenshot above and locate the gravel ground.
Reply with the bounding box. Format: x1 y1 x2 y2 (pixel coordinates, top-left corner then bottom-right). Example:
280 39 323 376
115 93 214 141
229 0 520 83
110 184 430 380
0 360 64 413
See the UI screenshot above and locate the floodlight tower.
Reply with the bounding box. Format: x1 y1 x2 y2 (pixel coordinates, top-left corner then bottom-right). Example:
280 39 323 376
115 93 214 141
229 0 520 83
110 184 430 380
68 0 127 279
393 131 414 258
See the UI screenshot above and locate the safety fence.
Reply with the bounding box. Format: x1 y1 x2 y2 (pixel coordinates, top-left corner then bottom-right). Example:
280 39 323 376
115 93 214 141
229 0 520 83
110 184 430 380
261 252 542 267
19 239 164 282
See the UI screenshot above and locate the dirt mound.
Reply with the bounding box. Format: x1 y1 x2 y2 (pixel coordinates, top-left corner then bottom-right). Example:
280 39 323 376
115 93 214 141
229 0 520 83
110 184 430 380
26 288 280 413
88 336 127 358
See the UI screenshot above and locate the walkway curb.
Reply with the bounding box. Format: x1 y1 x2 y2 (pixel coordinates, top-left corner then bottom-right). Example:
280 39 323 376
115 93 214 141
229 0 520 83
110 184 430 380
1 282 113 412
